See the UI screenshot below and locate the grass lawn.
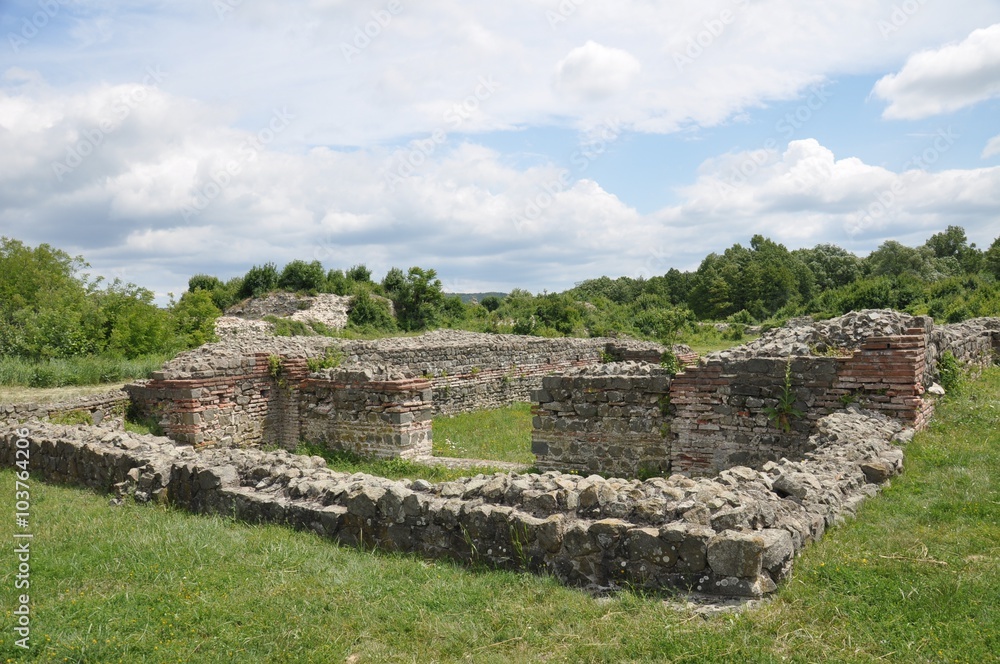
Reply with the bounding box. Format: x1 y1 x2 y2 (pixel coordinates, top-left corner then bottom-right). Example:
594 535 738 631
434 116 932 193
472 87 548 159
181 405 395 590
432 403 534 464
1 369 997 662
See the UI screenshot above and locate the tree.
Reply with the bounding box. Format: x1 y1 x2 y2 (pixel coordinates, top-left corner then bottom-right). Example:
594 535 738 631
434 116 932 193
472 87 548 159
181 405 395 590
278 259 326 293
924 225 981 274
865 241 939 280
238 262 279 299
985 236 1000 280
325 269 348 295
793 244 862 291
391 267 445 331
172 289 221 347
381 267 406 295
346 264 373 284
480 295 502 312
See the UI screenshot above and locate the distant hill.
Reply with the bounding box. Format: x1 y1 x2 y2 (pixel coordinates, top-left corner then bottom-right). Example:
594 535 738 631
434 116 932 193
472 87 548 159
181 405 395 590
447 292 508 304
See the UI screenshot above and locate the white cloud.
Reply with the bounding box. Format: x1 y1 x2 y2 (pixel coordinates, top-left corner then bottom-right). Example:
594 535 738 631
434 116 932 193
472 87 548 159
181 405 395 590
873 23 1000 119
983 134 1000 158
553 41 641 102
670 138 1000 249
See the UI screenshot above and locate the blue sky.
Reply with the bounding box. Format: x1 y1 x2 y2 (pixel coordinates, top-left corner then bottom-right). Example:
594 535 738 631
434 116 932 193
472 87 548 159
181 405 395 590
1 0 999 302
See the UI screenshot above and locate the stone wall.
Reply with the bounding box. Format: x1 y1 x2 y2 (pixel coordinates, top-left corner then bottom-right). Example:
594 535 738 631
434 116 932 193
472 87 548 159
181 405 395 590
532 313 1000 479
339 330 676 415
126 329 675 452
0 409 909 599
300 368 433 459
532 363 673 477
0 390 130 427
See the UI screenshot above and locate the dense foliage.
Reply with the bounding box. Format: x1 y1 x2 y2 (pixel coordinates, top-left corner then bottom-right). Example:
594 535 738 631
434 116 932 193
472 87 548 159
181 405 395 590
0 238 221 362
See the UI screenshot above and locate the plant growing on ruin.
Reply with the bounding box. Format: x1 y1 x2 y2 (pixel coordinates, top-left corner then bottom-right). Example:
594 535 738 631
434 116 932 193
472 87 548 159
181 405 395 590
49 409 93 426
938 350 962 393
764 359 803 433
267 354 283 379
307 347 343 373
659 350 680 374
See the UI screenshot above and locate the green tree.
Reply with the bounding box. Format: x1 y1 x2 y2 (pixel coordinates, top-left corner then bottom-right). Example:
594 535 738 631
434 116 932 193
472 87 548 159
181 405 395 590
172 289 221 347
985 236 1000 280
238 262 279 299
865 241 939 280
793 244 863 291
346 264 373 284
391 267 445 331
278 260 326 293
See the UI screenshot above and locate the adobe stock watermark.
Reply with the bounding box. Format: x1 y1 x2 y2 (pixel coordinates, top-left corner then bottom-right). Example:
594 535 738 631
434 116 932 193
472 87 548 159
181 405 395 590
7 0 72 53
673 0 750 72
878 0 929 38
714 82 833 199
509 117 623 232
546 0 586 29
181 107 295 221
849 126 958 234
340 0 403 62
383 76 500 190
11 427 32 650
51 66 167 183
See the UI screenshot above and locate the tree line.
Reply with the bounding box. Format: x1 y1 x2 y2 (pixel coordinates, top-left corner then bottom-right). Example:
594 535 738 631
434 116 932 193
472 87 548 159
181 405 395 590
3 226 999 367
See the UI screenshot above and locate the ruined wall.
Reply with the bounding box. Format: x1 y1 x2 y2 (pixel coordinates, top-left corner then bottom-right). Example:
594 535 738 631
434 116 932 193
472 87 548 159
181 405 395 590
126 354 310 448
533 316 998 478
339 331 674 415
0 411 909 599
300 368 433 459
126 330 674 452
0 390 130 426
531 363 673 477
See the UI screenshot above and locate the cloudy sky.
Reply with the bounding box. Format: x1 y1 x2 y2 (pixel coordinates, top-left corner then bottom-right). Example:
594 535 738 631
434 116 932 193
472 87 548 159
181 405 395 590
1 0 999 302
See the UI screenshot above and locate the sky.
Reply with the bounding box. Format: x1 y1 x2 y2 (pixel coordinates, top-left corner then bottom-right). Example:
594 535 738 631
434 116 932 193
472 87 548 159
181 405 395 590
1 0 999 303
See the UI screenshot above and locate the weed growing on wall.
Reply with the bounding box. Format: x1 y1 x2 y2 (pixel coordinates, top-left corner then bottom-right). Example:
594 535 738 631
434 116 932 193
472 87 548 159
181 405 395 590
937 350 963 393
764 359 804 432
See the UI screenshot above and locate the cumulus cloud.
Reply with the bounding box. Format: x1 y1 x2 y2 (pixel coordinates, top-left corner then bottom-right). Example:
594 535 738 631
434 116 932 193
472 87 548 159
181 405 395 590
983 134 1000 158
873 23 1000 119
553 41 641 102
670 138 1000 249
0 77 664 298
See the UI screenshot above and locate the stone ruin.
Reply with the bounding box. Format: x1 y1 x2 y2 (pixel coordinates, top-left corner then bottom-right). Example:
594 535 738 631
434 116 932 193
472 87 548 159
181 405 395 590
2 309 998 599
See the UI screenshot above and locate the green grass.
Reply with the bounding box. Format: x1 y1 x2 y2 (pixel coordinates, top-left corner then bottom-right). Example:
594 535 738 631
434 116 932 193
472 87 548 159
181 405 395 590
2 369 998 662
432 402 534 464
0 354 170 388
294 442 514 483
677 326 760 355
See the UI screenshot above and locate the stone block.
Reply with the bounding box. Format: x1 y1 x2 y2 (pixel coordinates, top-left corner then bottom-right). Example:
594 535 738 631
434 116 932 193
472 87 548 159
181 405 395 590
707 530 764 579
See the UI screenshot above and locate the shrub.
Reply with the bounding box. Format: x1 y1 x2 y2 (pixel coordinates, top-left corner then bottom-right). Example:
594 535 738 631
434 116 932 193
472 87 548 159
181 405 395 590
278 260 326 293
347 290 396 331
238 262 279 299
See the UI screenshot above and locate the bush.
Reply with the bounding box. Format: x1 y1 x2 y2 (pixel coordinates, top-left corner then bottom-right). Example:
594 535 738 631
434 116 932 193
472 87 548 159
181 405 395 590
238 262 279 299
346 264 372 284
347 290 396 332
278 260 326 293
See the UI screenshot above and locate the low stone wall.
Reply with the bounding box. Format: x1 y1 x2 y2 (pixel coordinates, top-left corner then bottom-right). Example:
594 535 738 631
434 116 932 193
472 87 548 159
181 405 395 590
0 409 908 598
532 363 673 477
0 390 130 426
